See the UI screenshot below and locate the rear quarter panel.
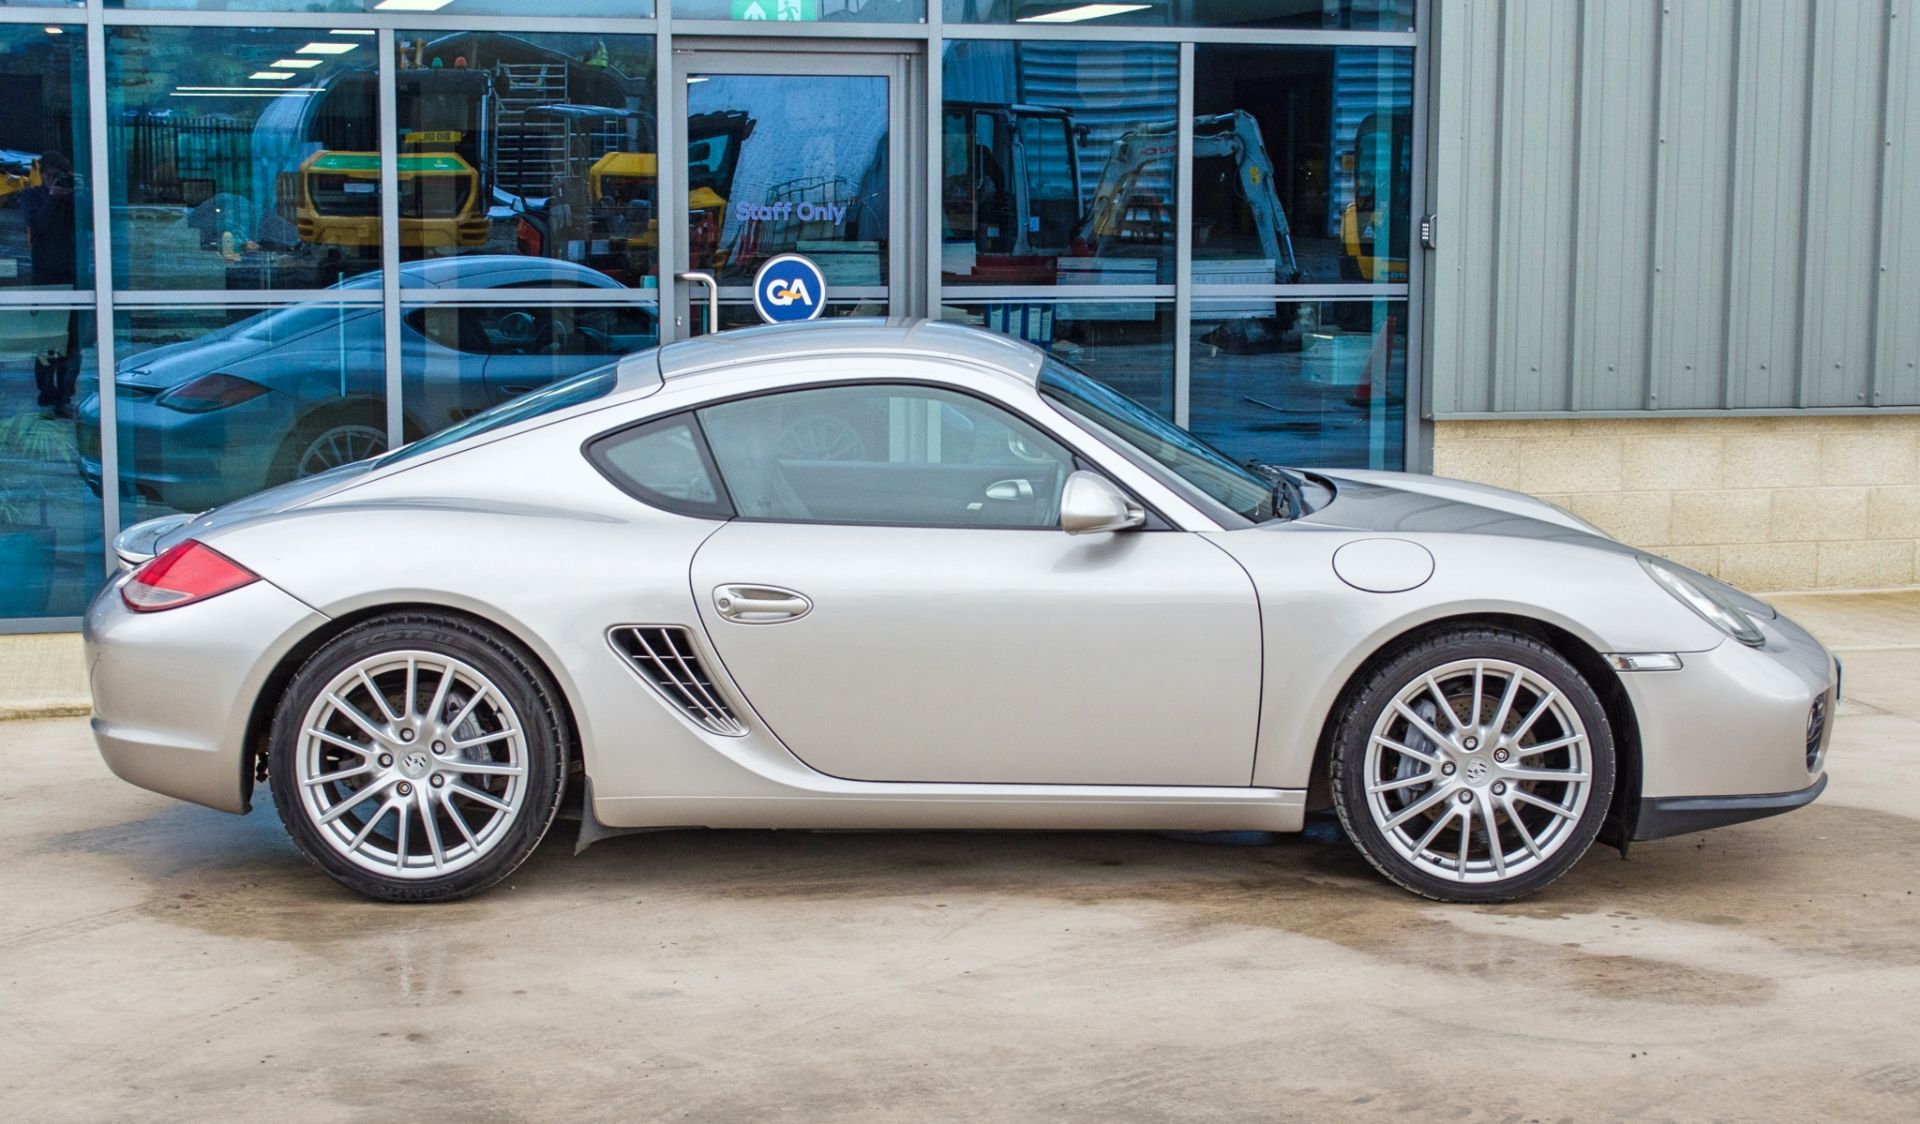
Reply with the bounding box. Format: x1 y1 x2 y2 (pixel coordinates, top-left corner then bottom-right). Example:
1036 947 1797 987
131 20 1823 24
190 419 741 809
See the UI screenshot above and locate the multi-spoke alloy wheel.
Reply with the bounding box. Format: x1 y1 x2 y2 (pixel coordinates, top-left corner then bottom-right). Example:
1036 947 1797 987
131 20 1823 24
270 613 567 902
296 651 527 879
296 422 386 477
1331 629 1615 903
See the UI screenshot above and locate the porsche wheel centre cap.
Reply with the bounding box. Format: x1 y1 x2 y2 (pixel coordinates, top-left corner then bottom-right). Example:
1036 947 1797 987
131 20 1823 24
399 752 431 779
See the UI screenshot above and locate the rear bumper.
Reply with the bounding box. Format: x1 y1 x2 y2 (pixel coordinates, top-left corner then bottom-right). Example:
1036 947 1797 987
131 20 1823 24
1633 773 1827 841
86 573 326 814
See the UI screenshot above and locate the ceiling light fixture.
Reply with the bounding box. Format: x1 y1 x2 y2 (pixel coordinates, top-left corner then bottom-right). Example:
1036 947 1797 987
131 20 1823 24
272 59 323 69
374 0 457 10
297 42 360 55
249 71 296 80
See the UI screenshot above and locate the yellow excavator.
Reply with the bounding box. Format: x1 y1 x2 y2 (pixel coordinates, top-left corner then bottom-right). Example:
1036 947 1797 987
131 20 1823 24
514 108 754 283
294 66 495 254
1077 110 1301 283
0 152 40 206
1338 111 1413 284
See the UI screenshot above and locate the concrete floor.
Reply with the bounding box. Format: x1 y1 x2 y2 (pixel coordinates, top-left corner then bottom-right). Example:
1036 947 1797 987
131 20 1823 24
5 596 1920 1121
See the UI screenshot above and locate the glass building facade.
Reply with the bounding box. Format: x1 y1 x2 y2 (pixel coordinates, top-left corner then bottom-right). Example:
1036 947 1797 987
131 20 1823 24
0 0 1421 629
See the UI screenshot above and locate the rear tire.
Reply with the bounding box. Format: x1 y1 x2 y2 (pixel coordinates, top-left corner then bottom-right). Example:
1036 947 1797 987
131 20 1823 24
270 405 388 487
1329 627 1615 903
268 612 569 902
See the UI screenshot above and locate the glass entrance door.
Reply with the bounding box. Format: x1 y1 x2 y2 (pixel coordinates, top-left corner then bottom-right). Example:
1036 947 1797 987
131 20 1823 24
666 49 910 338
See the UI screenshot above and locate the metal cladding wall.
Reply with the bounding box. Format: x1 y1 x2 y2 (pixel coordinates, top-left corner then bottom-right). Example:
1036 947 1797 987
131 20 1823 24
1429 0 1920 416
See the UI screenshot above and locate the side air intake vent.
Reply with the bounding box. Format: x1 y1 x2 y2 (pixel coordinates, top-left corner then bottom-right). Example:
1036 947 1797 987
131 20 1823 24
609 626 746 737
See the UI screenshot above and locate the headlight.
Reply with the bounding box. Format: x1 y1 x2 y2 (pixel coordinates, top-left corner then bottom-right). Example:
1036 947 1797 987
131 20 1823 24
1641 556 1765 647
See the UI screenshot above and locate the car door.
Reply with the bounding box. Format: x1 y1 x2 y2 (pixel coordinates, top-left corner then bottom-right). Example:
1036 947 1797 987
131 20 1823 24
684 381 1262 787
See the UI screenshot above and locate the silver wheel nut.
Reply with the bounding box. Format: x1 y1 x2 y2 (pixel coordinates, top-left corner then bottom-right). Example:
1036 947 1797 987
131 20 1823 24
1493 748 1510 763
1457 791 1473 804
378 753 394 768
1441 762 1456 776
1492 781 1507 795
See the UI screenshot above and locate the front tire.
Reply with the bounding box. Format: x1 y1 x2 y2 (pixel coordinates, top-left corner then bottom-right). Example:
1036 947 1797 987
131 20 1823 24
268 612 569 902
1330 627 1615 903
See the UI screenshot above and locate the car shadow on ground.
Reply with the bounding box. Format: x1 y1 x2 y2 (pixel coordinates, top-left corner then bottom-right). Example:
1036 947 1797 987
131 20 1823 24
39 795 1920 984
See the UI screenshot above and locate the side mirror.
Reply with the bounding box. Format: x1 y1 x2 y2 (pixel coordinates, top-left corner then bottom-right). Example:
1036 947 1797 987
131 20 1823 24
1060 470 1145 535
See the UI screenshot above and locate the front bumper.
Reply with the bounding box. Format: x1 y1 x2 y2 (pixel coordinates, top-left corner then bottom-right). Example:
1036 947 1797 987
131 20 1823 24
86 572 327 814
1617 606 1835 838
1634 774 1828 841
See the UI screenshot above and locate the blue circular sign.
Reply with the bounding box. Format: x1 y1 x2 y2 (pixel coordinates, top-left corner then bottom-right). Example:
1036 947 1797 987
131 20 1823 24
752 253 828 324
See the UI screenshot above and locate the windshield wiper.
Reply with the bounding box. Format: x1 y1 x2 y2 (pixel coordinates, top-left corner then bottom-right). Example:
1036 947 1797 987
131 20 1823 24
1251 462 1308 522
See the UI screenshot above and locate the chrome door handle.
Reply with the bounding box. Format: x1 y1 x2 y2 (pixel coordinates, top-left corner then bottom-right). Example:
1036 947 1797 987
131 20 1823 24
676 271 720 335
714 584 812 624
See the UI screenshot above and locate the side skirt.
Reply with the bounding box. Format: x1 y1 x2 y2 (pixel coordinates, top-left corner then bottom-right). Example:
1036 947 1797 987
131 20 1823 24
576 784 1308 850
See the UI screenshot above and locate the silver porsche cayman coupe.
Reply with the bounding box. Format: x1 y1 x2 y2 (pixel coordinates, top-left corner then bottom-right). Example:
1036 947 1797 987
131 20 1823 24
87 320 1836 903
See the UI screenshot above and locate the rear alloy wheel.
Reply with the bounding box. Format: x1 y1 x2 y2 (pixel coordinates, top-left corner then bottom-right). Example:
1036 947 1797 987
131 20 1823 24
1330 628 1615 902
294 420 386 477
269 613 568 902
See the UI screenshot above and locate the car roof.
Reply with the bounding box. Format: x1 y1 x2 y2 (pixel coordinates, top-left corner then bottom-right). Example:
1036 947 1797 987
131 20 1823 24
396 255 624 290
655 318 1046 384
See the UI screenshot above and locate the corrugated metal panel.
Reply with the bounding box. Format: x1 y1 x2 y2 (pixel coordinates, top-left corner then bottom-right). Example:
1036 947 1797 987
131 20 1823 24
1569 0 1660 412
1724 0 1814 408
1879 0 1920 404
1431 0 1915 416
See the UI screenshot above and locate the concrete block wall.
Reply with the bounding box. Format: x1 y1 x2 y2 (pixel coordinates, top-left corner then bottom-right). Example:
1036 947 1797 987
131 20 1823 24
1431 415 1920 592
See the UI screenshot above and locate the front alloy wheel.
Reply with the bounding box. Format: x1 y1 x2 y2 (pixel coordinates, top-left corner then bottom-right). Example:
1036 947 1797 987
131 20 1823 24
269 613 568 901
1331 628 1615 902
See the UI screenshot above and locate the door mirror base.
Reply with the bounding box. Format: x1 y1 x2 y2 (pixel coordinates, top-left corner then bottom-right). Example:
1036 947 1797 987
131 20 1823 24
1060 471 1145 535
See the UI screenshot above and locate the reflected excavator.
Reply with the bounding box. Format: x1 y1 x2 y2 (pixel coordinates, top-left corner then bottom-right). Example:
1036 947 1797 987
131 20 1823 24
1077 109 1301 284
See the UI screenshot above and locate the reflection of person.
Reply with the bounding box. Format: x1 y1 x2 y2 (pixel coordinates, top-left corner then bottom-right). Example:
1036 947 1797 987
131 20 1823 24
21 152 81 285
21 152 85 419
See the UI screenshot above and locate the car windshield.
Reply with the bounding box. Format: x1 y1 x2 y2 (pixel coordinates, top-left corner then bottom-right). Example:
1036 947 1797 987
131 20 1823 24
1038 357 1277 523
376 364 620 468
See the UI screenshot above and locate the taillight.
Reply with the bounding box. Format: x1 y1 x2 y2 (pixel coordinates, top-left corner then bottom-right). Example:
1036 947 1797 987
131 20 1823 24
123 540 259 613
155 373 271 414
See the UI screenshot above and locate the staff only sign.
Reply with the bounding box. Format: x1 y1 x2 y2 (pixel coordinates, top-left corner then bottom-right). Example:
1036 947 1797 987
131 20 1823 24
734 201 848 225
752 254 828 324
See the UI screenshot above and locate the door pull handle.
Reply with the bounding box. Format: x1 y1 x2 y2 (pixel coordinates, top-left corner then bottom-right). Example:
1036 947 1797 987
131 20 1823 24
714 584 813 623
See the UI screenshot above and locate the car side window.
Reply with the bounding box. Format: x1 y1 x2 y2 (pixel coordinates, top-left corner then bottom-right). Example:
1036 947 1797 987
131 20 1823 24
695 384 1076 528
587 414 732 519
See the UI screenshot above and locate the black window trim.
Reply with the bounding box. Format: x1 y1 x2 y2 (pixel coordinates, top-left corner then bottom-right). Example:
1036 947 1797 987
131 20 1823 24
584 410 737 521
582 377 1173 532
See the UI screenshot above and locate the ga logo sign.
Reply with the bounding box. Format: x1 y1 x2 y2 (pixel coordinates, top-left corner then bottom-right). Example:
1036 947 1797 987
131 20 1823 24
752 254 828 324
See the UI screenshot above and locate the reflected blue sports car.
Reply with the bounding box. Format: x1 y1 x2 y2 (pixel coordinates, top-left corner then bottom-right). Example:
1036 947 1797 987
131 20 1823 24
78 257 657 513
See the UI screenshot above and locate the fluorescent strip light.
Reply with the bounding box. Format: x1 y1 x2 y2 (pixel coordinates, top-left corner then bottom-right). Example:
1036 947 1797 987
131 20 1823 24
249 71 296 80
1017 3 1150 22
172 91 320 98
176 85 321 93
271 59 323 69
330 30 377 36
375 0 456 10
44 26 64 35
297 42 359 55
